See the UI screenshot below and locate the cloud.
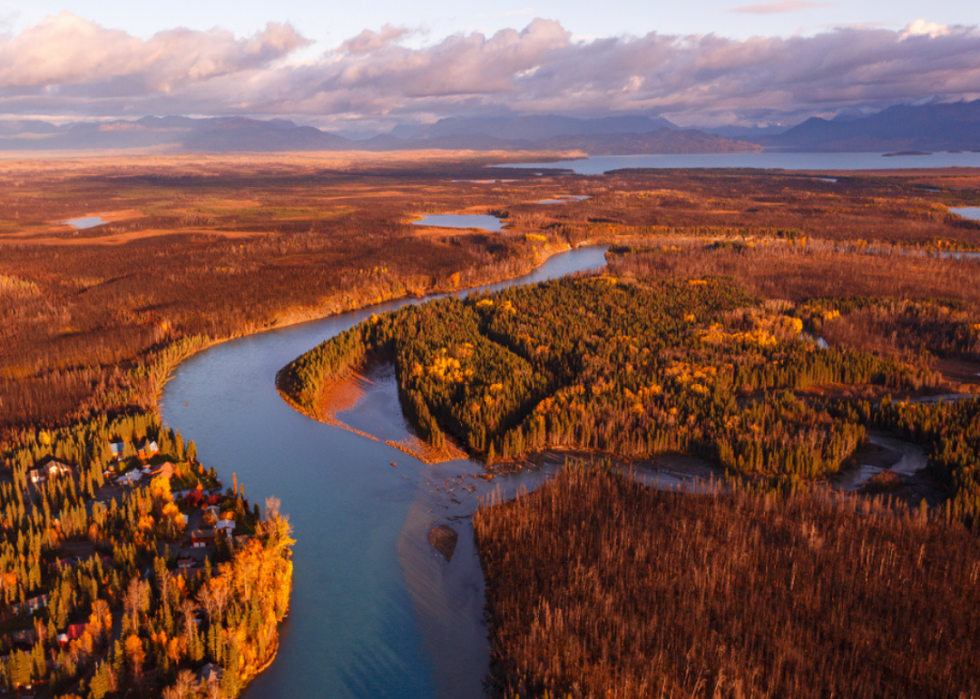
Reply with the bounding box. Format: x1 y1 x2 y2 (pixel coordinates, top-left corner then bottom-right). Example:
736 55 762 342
0 12 307 91
901 19 951 39
2 13 980 128
339 24 413 56
729 1 832 14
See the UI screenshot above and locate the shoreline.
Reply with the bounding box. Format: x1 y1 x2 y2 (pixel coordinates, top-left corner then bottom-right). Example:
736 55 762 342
155 241 577 411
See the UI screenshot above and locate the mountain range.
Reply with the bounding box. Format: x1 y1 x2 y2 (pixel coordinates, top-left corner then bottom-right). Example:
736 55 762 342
0 114 758 155
1 100 977 154
760 101 980 152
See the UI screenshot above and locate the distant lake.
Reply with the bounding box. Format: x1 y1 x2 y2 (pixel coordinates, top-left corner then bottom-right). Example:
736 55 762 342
498 151 980 175
950 207 980 221
62 216 106 229
413 214 506 231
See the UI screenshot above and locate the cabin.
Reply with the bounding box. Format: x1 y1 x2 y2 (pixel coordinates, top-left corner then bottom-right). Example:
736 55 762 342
216 519 236 536
150 461 176 481
58 623 88 646
11 630 36 647
117 471 143 486
177 556 196 569
109 441 124 460
30 459 73 484
190 529 217 548
26 593 49 613
200 663 223 685
137 440 160 460
45 460 73 478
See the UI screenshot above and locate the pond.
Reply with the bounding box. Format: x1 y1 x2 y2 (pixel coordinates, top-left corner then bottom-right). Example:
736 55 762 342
62 216 107 229
950 207 980 221
412 214 506 232
535 196 591 204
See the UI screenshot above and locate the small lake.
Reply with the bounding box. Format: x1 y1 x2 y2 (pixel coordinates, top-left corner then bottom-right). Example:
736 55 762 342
62 216 106 229
498 151 980 175
950 207 980 221
412 214 506 232
536 196 591 204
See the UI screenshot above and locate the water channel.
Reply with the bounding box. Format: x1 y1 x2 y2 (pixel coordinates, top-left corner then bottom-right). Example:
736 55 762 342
161 247 611 699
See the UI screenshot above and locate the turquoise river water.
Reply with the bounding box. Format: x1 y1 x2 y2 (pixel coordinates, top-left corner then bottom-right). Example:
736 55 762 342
158 238 950 698
160 247 619 699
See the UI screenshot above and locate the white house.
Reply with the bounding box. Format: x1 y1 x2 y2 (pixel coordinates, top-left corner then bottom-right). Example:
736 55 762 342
117 471 143 486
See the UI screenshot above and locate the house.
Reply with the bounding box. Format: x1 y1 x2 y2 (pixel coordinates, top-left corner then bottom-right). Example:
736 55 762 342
190 529 216 548
177 556 196 569
137 440 160 460
117 471 143 486
26 594 49 613
58 623 88 646
11 630 36 647
215 519 236 536
31 460 73 484
204 505 221 520
200 663 223 685
109 441 124 460
150 461 176 480
45 460 73 478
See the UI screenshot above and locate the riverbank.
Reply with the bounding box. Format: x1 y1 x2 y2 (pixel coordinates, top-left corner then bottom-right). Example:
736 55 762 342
158 245 612 699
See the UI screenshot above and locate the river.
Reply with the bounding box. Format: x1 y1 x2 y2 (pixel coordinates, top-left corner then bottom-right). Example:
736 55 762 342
160 243 946 698
160 247 612 699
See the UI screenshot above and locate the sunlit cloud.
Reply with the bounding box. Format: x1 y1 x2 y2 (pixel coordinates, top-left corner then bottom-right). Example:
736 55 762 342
901 19 952 38
2 13 979 128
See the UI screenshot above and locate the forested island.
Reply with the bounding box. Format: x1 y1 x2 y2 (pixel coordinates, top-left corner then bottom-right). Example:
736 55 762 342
278 251 980 512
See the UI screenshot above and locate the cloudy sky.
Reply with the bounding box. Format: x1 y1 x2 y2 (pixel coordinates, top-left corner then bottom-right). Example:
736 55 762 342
1 0 978 130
